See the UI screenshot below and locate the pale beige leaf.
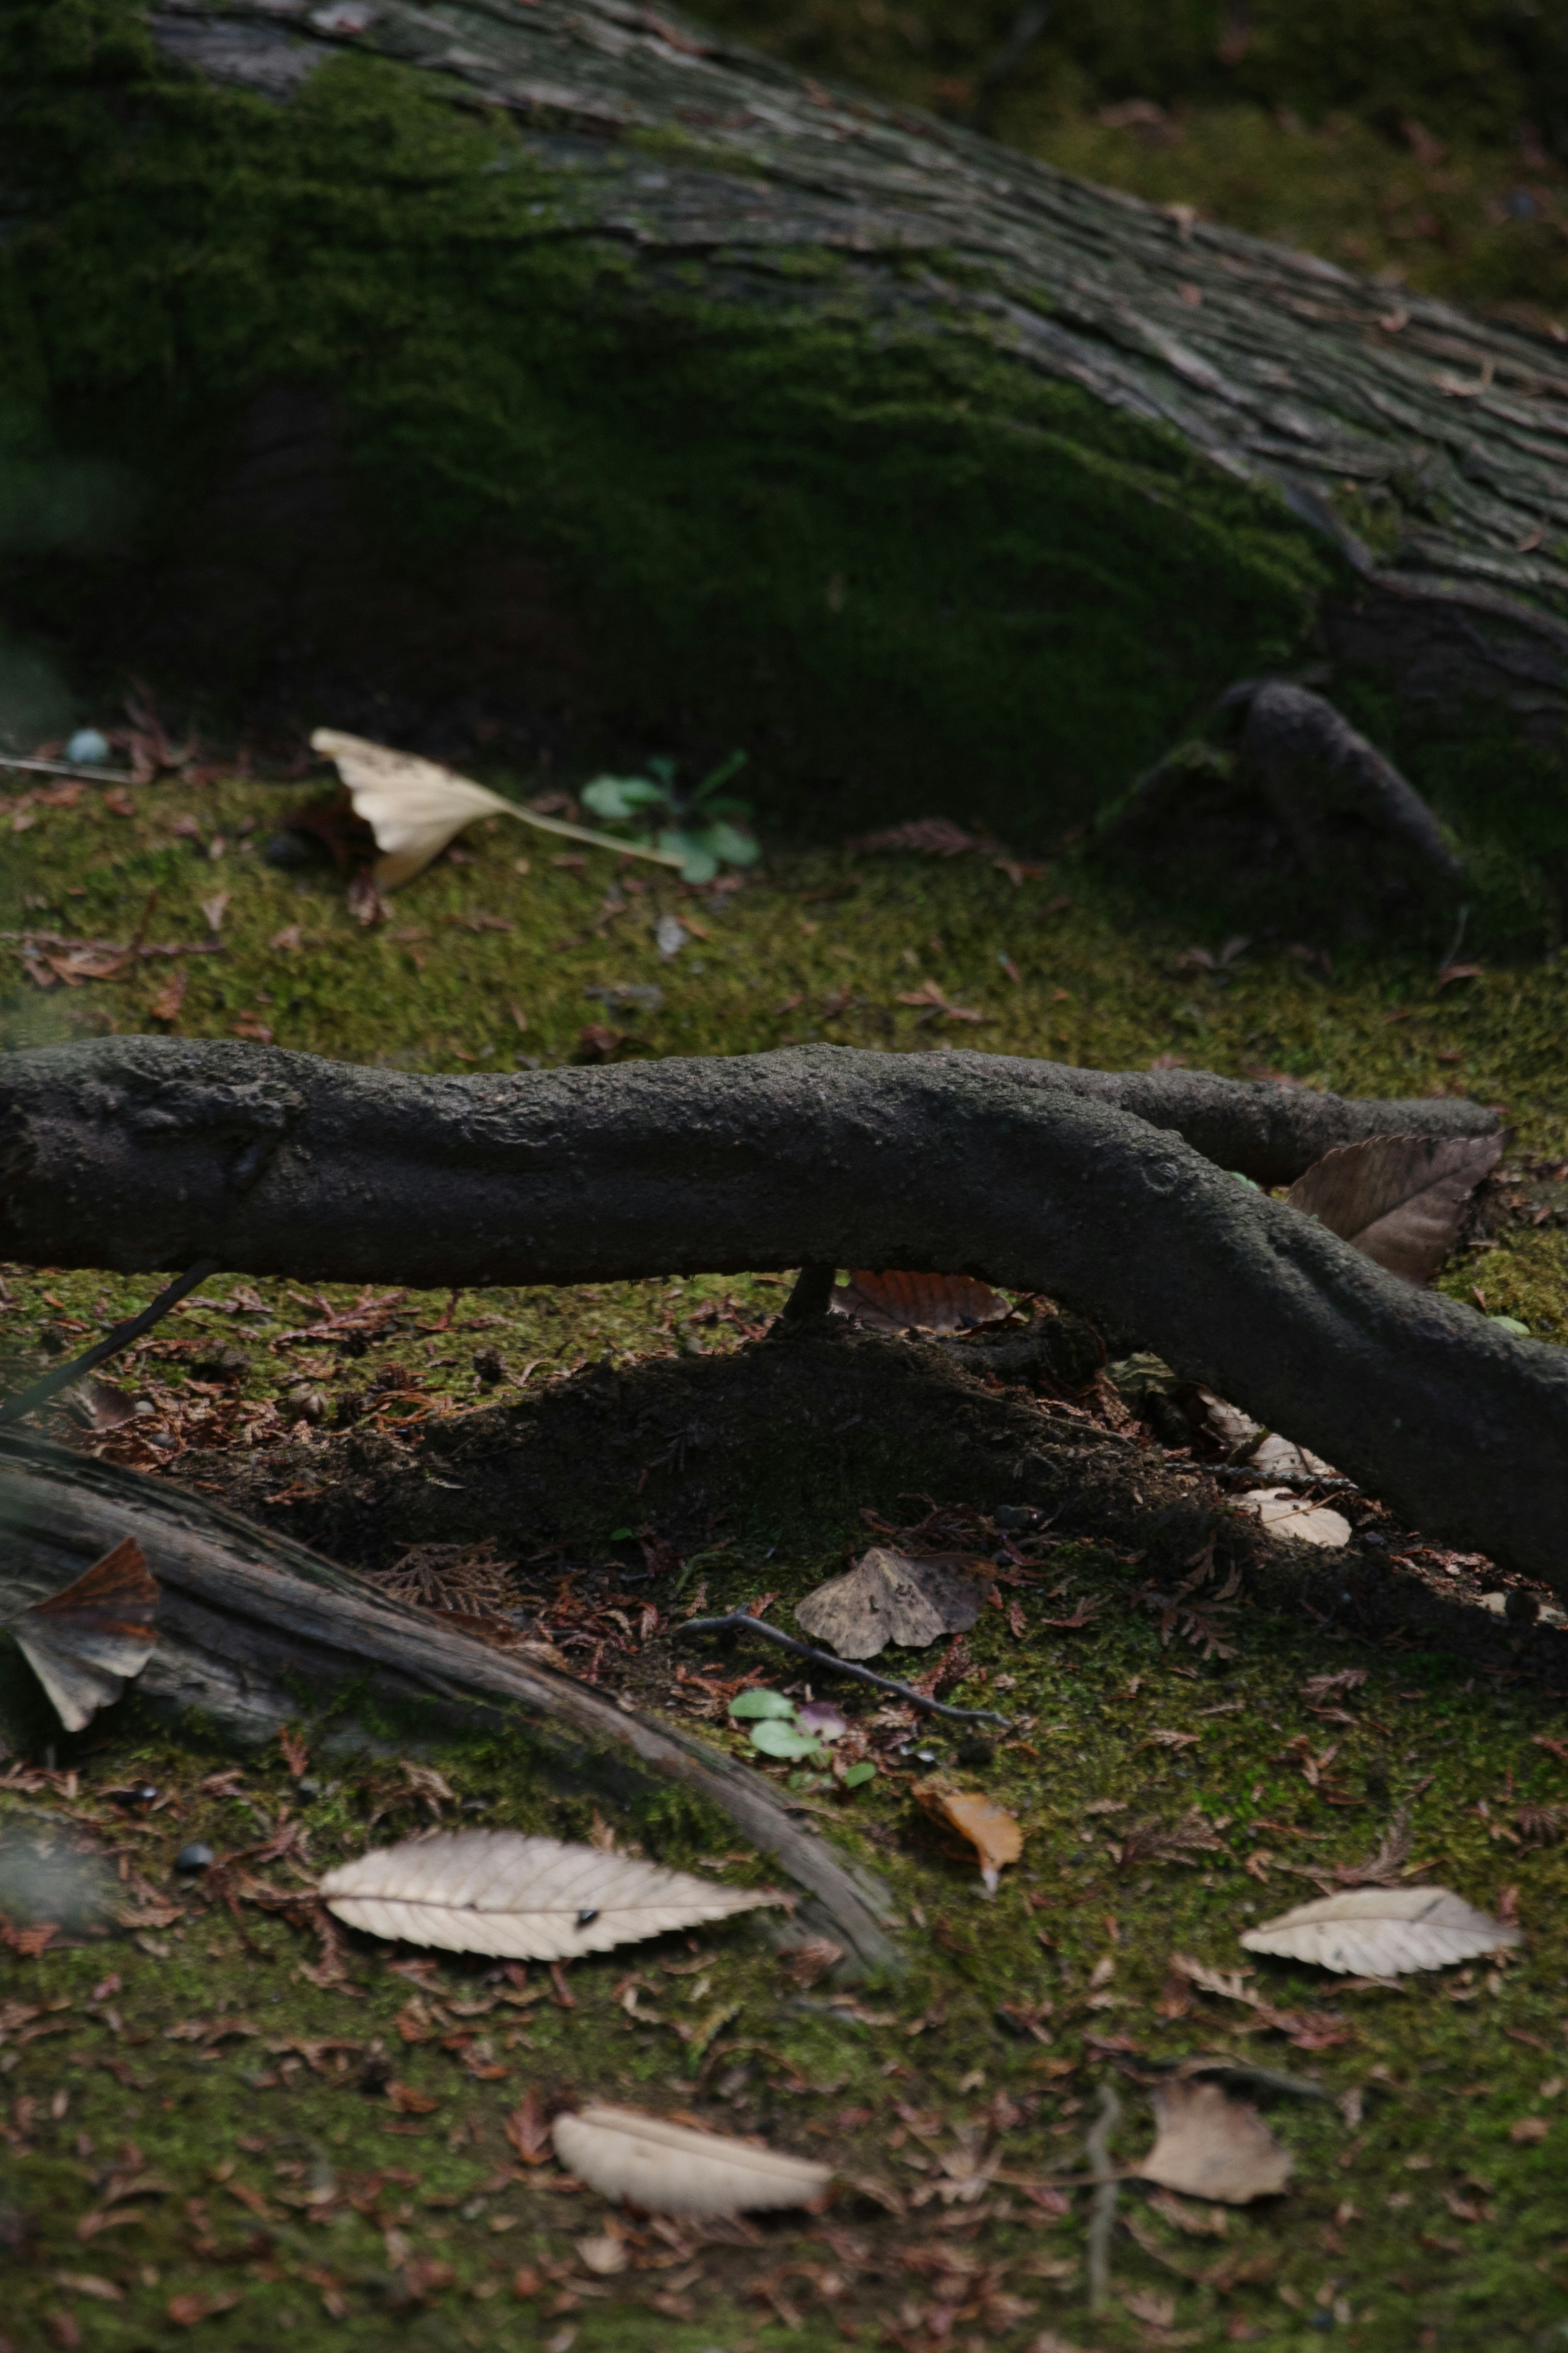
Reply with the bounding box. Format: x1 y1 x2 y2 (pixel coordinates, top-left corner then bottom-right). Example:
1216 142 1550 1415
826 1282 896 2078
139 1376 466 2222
551 2103 831 2215
1136 2077 1292 2205
318 1831 780 1959
1240 1885 1521 1976
793 1546 990 1660
13 1539 158 1732
312 731 519 888
312 729 681 887
1235 1490 1351 1548
1286 1132 1502 1285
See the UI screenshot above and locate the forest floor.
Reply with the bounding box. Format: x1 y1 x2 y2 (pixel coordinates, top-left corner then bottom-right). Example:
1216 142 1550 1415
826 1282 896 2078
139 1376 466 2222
4 770 1568 2353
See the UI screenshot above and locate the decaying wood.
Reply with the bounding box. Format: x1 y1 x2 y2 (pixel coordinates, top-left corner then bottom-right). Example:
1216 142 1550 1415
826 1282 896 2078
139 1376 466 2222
0 1427 900 1970
151 0 1568 740
2 1035 1554 1582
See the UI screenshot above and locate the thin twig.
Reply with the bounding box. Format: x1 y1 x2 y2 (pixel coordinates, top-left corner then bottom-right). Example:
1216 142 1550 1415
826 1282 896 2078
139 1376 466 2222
0 1259 220 1427
0 752 138 786
676 1614 1014 1726
1085 2080 1121 2317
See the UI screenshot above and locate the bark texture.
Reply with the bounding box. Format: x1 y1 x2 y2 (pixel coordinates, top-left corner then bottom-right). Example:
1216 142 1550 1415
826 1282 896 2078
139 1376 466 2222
3 1035 1558 1588
6 0 1568 831
159 0 1568 732
0 1427 900 1969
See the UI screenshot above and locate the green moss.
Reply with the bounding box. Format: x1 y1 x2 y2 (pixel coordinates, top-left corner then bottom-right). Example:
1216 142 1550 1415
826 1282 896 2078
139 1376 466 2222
0 2 1340 836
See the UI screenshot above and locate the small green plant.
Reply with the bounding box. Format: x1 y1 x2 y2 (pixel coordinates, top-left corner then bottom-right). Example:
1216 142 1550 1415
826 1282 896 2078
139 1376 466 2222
581 751 760 884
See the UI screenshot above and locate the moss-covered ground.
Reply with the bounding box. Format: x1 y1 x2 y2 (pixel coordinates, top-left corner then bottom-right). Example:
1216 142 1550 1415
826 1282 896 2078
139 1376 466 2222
4 774 1568 2349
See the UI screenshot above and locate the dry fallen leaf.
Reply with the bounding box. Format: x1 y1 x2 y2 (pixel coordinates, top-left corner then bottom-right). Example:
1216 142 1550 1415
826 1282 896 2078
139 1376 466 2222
1240 1885 1521 1975
318 1831 781 1959
913 1782 1023 1895
1286 1131 1503 1285
12 1539 159 1731
833 1269 1009 1333
794 1546 991 1659
312 731 682 888
551 2103 831 2215
1136 2076 1292 2204
1234 1490 1351 1548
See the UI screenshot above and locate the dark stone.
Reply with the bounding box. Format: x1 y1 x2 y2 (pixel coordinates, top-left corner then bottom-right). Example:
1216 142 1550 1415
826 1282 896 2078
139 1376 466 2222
175 1841 215 1871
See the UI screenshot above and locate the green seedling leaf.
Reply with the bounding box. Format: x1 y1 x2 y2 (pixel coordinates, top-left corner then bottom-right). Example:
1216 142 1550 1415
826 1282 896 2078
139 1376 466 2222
749 1719 827 1761
1490 1314 1530 1337
729 1688 796 1722
659 829 721 884
706 820 760 867
583 775 666 821
694 750 748 804
841 1761 878 1789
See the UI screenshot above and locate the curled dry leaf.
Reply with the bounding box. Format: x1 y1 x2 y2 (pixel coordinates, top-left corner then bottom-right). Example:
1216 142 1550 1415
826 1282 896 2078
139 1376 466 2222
1137 2076 1292 2205
794 1546 991 1660
913 1782 1023 1895
1234 1490 1351 1548
552 2103 831 2215
833 1269 1009 1334
12 1538 158 1731
312 730 682 888
1286 1131 1503 1286
318 1831 782 1959
1240 1885 1521 1976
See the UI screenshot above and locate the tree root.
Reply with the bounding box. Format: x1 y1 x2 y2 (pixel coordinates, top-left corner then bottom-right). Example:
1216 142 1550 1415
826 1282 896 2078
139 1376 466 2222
0 1425 901 1971
5 1037 1558 1585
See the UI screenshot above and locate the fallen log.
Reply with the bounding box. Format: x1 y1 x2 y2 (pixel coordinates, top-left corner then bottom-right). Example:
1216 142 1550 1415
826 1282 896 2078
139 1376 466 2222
5 0 1567 837
0 1426 901 1971
3 1035 1562 1587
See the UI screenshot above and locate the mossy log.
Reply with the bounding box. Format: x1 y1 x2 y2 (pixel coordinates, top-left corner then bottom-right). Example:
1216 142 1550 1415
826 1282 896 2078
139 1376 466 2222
5 1034 1564 1589
4 0 1568 834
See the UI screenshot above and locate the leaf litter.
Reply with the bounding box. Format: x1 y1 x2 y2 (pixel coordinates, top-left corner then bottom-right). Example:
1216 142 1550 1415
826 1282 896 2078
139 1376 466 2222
1136 2077 1292 2204
11 1539 159 1731
1286 1131 1503 1285
793 1546 992 1659
318 1831 782 1959
1240 1886 1521 1975
551 2104 832 2215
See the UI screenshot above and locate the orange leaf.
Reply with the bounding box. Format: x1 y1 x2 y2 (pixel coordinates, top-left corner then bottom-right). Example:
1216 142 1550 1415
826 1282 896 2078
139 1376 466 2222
913 1783 1023 1894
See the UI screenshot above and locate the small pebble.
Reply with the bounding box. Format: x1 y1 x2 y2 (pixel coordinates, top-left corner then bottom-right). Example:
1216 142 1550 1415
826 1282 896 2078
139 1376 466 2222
175 1842 214 1872
66 727 111 765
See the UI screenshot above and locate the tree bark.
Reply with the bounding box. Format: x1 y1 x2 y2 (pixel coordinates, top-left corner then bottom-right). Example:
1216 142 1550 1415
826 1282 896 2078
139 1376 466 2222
6 0 1568 823
0 1425 901 1970
5 1035 1561 1590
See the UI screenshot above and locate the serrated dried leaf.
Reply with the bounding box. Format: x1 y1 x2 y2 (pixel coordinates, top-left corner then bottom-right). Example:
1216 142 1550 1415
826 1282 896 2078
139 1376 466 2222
1136 2077 1292 2205
913 1783 1023 1894
1240 1885 1520 1976
551 2103 831 2215
833 1269 1008 1334
312 730 679 888
12 1539 158 1732
1235 1490 1351 1548
794 1547 990 1660
1286 1132 1503 1285
318 1831 781 1959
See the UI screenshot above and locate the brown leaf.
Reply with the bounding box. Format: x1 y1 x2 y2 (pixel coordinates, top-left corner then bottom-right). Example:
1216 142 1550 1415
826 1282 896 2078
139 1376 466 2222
1235 1490 1351 1548
12 1539 158 1732
147 966 187 1024
387 2081 442 2115
505 2088 554 2166
913 1783 1023 1894
166 2291 243 2327
1136 2078 1292 2205
793 1547 990 1660
551 2103 831 2215
1286 1132 1503 1285
833 1269 1008 1333
849 819 978 856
